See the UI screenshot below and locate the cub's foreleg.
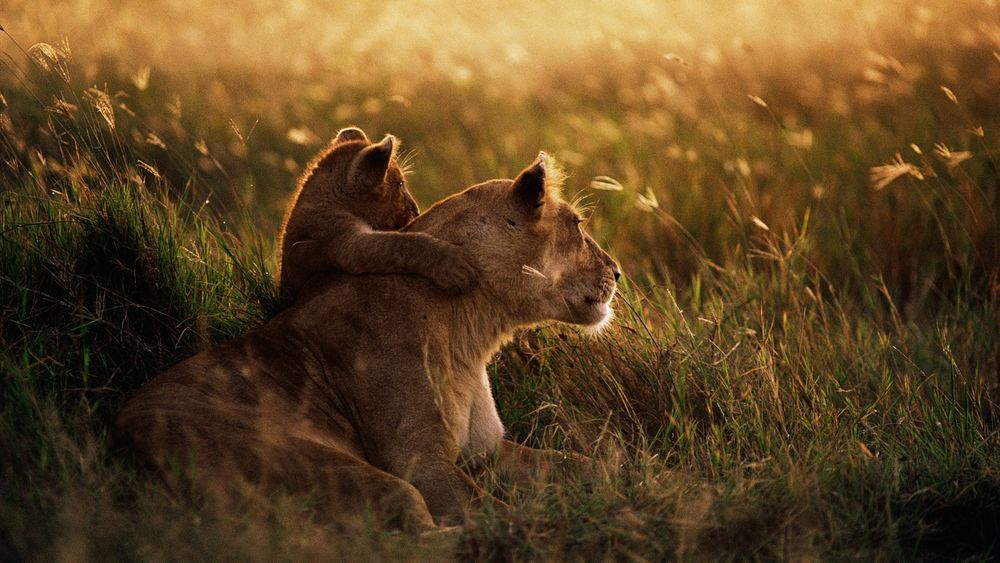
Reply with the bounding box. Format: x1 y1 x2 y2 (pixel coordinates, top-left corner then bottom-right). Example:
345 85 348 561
330 228 479 294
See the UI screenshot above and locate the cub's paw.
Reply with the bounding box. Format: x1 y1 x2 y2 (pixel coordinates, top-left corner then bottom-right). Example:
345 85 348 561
427 246 480 293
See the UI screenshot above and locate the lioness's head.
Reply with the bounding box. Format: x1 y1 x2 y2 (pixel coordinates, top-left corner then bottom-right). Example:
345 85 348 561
410 153 620 329
302 126 418 230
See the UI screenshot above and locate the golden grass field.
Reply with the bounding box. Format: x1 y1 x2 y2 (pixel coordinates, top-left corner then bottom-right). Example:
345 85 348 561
2 0 999 559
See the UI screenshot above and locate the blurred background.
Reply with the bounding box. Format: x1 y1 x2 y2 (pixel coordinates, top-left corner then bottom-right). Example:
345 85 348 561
2 0 998 300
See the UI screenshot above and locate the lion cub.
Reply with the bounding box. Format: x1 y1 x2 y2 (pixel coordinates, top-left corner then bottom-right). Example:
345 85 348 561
278 127 477 301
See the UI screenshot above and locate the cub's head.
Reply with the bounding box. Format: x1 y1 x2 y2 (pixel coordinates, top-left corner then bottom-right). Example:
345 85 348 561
410 153 620 330
301 126 418 230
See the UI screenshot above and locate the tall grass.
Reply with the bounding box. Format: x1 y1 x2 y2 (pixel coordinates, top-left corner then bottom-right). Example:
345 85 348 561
1 0 999 559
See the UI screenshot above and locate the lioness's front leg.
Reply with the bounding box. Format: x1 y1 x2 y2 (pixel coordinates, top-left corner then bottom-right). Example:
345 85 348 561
376 430 481 525
357 381 481 525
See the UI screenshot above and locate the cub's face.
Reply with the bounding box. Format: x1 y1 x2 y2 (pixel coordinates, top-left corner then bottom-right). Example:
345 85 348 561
316 127 419 230
411 153 620 329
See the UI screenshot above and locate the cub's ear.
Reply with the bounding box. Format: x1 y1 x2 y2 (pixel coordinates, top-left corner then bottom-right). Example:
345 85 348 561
512 151 547 216
348 134 395 191
335 126 368 143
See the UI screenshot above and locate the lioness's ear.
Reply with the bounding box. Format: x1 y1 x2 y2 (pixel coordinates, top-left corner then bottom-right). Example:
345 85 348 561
335 126 368 143
348 134 395 190
512 151 547 216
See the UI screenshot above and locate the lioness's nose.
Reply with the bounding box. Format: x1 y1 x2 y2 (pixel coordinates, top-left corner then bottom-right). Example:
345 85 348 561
604 253 620 281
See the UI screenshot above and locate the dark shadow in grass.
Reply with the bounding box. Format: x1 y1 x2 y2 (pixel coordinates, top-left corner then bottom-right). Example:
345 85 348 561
1 186 276 428
896 480 1000 561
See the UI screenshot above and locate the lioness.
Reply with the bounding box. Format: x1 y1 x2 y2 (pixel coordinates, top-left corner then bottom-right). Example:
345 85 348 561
278 126 478 301
114 153 619 528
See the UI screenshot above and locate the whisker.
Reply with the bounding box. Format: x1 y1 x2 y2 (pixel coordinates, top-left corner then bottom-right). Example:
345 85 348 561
397 148 419 177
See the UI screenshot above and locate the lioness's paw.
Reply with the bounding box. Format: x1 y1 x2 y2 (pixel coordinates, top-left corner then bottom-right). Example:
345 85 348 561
558 451 602 484
427 247 480 293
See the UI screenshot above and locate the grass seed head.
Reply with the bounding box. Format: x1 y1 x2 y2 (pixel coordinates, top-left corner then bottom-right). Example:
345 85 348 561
933 143 972 170
748 94 768 108
940 85 959 104
869 153 924 190
590 175 624 191
84 87 116 131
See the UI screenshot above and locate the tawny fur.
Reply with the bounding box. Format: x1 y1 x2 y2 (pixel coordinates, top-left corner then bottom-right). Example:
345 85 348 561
277 126 477 302
114 153 620 529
